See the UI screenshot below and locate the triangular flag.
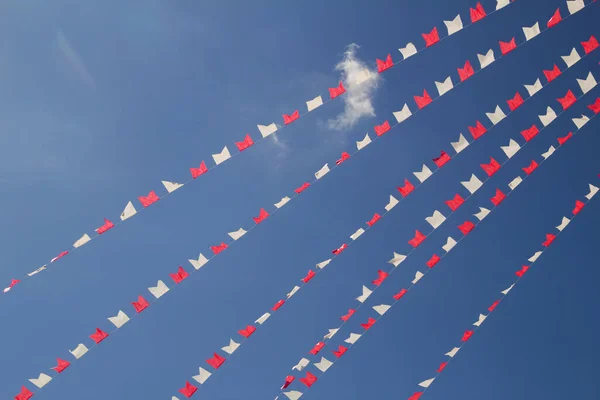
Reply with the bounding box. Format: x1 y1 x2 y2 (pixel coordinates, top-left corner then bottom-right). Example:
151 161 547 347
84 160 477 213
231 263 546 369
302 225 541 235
419 378 435 388
572 114 590 129
120 201 137 221
345 333 362 344
473 313 487 327
501 284 515 295
162 180 183 193
283 391 303 400
585 184 599 200
385 195 399 211
316 259 332 269
412 271 424 284
446 347 460 357
556 216 571 231
373 304 391 315
354 69 372 85
324 328 339 340
538 106 557 127
287 286 300 299
474 207 491 221
388 252 407 267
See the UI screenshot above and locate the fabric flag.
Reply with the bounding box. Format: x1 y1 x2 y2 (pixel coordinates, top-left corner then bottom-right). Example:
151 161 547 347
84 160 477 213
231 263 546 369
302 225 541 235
446 347 460 357
314 357 333 372
69 343 89 359
435 76 454 96
332 243 348 255
586 184 599 200
120 201 138 221
253 208 269 224
451 133 470 153
275 197 291 209
192 367 212 385
281 376 295 389
139 191 159 207
558 132 573 145
422 27 439 47
283 391 303 400
516 265 530 277
306 96 323 112
301 270 316 283
108 310 130 328
332 345 348 358
414 164 433 183
589 98 600 114
356 286 373 303
573 200 585 215
221 338 240 355
73 233 91 248
329 82 346 99
340 309 356 321
287 286 300 299
481 157 501 177
14 387 34 400
488 300 501 312
235 134 254 151
556 217 571 231
50 250 69 263
501 139 521 159
458 60 475 82
211 242 228 255
374 120 391 136
272 300 285 311
458 221 476 235
461 330 474 342
90 328 109 344
433 151 451 168
354 69 372 85
324 328 339 340
315 164 330 180
206 353 226 369
542 233 557 247
445 193 465 211
507 92 524 111
29 373 53 389
376 54 394 73
426 210 446 229
477 49 495 69
542 145 556 160
486 105 507 125
414 90 433 109
408 392 423 400
212 146 231 165
547 8 562 28
238 325 256 338
474 313 487 327
389 252 407 267
568 0 585 15
190 161 208 179
310 342 325 355
295 183 310 194
521 125 540 142
178 381 197 398
412 271 425 284
255 312 270 325
509 176 523 190
257 123 278 138
3 278 20 293
228 228 248 241
393 288 408 300
578 72 597 95
499 38 517 55
373 304 391 315
523 22 541 41
490 189 506 206
525 78 543 97
372 270 388 286
393 104 412 123
399 43 418 60
385 195 399 212
462 174 483 194
544 64 561 82
474 207 491 221
148 280 169 299
283 110 300 125
367 213 381 227
360 317 376 330
557 90 577 110
562 48 581 68
398 179 415 197
523 160 539 175
582 36 599 54
336 152 351 165
170 266 189 284
408 230 427 248
528 251 542 263
438 362 448 372
468 121 487 139
356 133 372 150
444 15 463 36
427 254 441 268
350 228 365 241
470 2 486 23
52 358 71 373
496 0 510 10
442 237 458 253
133 295 149 313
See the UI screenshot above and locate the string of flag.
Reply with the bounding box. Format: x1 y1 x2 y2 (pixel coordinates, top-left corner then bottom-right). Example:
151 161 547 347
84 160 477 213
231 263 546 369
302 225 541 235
5 1 594 302
2 0 521 299
273 103 600 400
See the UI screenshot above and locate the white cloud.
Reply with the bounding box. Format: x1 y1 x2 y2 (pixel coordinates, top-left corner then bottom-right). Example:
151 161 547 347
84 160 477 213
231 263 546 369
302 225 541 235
327 44 381 131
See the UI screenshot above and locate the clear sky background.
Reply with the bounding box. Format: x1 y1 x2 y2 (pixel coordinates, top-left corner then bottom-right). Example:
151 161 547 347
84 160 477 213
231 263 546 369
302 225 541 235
1 0 600 399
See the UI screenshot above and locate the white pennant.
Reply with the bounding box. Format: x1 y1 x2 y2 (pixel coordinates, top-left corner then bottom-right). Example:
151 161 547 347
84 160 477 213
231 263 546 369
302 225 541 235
108 310 130 328
522 22 541 41
585 184 599 200
350 228 365 241
258 123 278 138
356 133 372 150
148 280 169 299
486 105 506 125
508 176 523 191
435 76 454 96
393 104 412 124
413 164 433 183
524 78 543 97
355 69 372 85
221 338 240 355
212 146 231 165
444 14 463 36
345 333 362 344
425 210 446 229
539 106 557 127
501 284 515 295
70 343 89 359
577 72 597 94
73 233 91 248
528 251 542 263
561 48 581 68
388 252 407 267
255 312 271 325
373 304 391 315
324 328 339 340
356 285 372 303
451 133 470 154
29 373 53 389
542 146 556 160
572 114 590 129
399 43 417 59
442 237 457 253
316 259 332 269
228 228 247 241
461 174 483 194
287 286 300 299
477 49 495 69
474 207 491 221
385 195 399 211
120 201 137 221
188 253 209 270
501 139 521 159
496 0 510 9
162 180 183 193
283 391 303 400
306 96 323 112
275 197 291 209
412 271 424 284
314 357 333 372
567 0 585 14
192 367 212 384
419 378 435 388
27 265 46 277
473 313 487 327
445 347 460 357
315 164 330 179
292 358 310 371
556 216 571 232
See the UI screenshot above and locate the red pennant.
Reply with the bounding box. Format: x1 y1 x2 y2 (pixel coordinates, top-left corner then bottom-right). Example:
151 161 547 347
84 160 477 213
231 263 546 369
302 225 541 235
90 328 109 344
481 157 501 177
521 125 540 142
253 208 270 224
587 98 600 114
543 64 561 82
445 193 465 211
459 221 476 235
582 36 599 55
238 325 256 338
542 233 556 247
490 188 506 206
178 381 197 399
329 81 346 99
468 121 487 140
408 230 427 248
300 371 318 388
499 37 517 55
50 250 69 263
295 182 310 194
301 269 316 283
522 160 539 175
437 362 448 372
96 218 114 234
376 54 394 73
210 242 228 255
14 387 34 400
367 213 381 227
190 161 208 178
461 330 474 342
332 345 348 358
138 190 159 207
6 278 20 291
558 132 573 145
309 341 325 355
132 295 149 313
281 375 295 389
426 254 441 268
397 179 415 197
372 270 389 286
433 151 451 168
457 60 475 82
488 300 500 312
557 90 577 110
170 266 189 284
422 27 439 47
547 8 562 28
414 89 433 109
408 392 424 400
332 243 348 255
573 200 585 215
283 110 299 125
507 92 524 111
206 353 226 369
336 152 351 165
235 134 254 152
515 265 529 278
361 317 376 330
374 120 391 136
393 288 408 300
272 299 285 311
52 358 71 373
340 309 356 321
470 2 487 23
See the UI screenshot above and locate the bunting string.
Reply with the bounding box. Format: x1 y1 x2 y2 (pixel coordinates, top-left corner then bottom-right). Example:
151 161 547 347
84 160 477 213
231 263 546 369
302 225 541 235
2 0 520 299
274 104 600 400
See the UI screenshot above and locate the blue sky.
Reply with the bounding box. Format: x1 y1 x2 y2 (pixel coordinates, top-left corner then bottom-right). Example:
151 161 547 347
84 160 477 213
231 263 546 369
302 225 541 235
1 0 600 399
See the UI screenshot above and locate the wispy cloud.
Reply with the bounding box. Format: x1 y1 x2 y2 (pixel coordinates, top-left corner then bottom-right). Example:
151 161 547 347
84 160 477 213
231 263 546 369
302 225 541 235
327 43 381 131
57 30 96 89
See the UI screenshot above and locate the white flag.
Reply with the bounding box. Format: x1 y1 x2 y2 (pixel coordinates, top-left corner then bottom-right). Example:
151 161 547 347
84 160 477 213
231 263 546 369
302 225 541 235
189 253 209 270
212 146 231 165
542 146 556 160
108 310 130 328
393 104 412 123
539 106 557 127
419 378 435 388
388 252 407 267
373 304 391 315
162 180 183 193
577 72 597 94
283 391 303 400
315 164 330 180
221 338 240 355
528 251 542 263
501 139 521 159
356 285 372 303
73 234 91 248
292 358 310 371
148 280 169 299
412 271 424 284
316 259 331 269
345 333 362 344
522 22 540 41
442 237 457 253
426 210 446 229
306 96 323 112
473 313 487 327
508 176 523 191
496 0 510 9
255 312 271 325
324 328 339 340
354 69 372 85
192 367 212 384
70 343 89 359
399 43 417 59
385 195 399 211
258 123 278 138
275 197 291 209
477 49 495 69
228 228 247 241
444 14 463 35
474 207 491 221
414 164 433 183
556 217 571 232
120 201 137 221
461 174 483 194
29 373 53 389
585 184 599 200
567 0 585 15
287 286 300 299
356 133 372 150
314 357 333 372
445 347 460 357
451 133 470 154
501 284 515 295
561 48 581 68
572 115 590 129
350 228 365 241
435 76 454 96
486 105 506 125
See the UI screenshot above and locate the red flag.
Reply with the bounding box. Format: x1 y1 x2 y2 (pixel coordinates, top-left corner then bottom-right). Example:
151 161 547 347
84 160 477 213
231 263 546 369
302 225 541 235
457 60 474 82
470 2 486 23
372 270 389 286
376 54 394 73
414 89 433 109
461 330 474 342
52 358 71 373
238 325 256 338
211 242 228 255
50 250 69 263
96 218 114 234
515 265 529 277
253 208 270 224
488 300 500 312
14 387 34 400
557 90 577 110
138 191 159 207
367 213 381 227
437 362 448 372
235 134 254 152
459 221 475 235
5 278 20 291
272 300 285 311
446 193 465 211
329 81 346 99
281 376 295 389
573 200 585 215
132 295 149 313
582 36 599 55
178 381 197 399
426 254 441 268
300 371 318 388
206 353 226 369
190 161 208 178
468 121 487 140
499 38 517 55
522 160 539 175
283 110 300 125
433 151 451 168
542 233 556 247
521 125 540 142
90 328 109 344
490 188 506 206
393 288 408 300
361 317 376 330
408 230 427 248
332 243 348 255
558 132 573 145
481 157 501 177
309 342 325 355
543 64 561 82
340 309 356 321
332 345 348 358
301 269 316 283
295 182 310 194
587 98 600 114
374 120 391 136
397 179 415 197
547 8 562 28
507 92 524 111
422 27 439 47
170 266 189 284
408 392 424 400
336 152 351 165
